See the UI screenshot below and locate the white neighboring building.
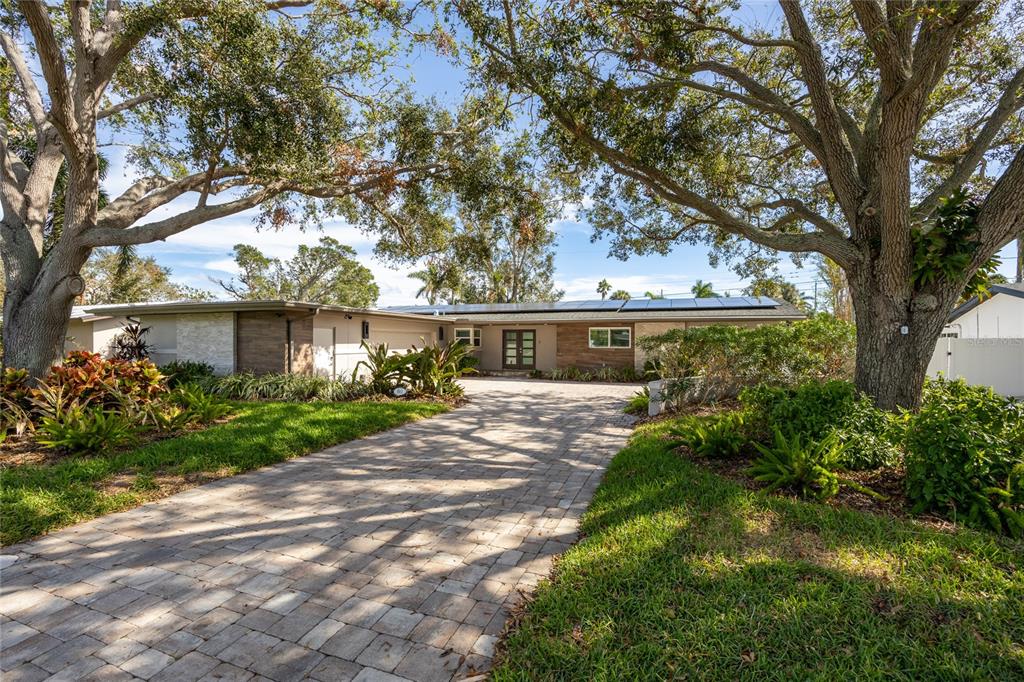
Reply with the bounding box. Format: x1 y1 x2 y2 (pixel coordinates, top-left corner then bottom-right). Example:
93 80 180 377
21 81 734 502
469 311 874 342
928 283 1024 397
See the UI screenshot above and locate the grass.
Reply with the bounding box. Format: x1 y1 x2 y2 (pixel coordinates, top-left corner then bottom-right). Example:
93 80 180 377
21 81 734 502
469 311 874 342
0 400 447 546
493 418 1024 681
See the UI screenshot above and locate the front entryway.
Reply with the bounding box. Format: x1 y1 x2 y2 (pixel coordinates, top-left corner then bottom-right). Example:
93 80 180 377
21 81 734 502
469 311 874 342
503 329 536 370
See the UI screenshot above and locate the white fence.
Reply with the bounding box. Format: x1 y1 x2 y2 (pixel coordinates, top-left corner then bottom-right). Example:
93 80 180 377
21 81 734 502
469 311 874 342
927 337 1024 397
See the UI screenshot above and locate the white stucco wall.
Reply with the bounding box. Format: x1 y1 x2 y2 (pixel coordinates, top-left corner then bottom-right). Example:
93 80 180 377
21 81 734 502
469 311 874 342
951 293 1024 338
313 312 451 379
175 312 235 375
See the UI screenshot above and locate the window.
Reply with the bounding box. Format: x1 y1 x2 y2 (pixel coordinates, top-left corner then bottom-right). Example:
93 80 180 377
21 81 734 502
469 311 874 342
589 327 631 348
455 328 481 347
361 320 370 340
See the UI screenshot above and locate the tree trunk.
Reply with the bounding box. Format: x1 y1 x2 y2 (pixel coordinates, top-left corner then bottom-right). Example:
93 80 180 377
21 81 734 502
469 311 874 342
848 274 955 411
1 247 89 378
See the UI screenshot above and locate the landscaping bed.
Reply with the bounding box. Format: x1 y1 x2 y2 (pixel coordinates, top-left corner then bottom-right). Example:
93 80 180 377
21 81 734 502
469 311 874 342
492 419 1024 680
1 399 447 546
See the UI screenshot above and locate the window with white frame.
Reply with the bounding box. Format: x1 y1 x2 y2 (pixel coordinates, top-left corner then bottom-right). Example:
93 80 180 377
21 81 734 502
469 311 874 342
455 328 482 347
589 327 631 348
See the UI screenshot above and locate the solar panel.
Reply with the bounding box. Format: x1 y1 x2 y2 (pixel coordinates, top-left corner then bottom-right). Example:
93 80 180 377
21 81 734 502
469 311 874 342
671 298 697 309
643 299 675 311
620 300 650 311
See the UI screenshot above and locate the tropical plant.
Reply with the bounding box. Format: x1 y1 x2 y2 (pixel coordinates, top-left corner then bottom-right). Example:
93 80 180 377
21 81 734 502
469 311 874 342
109 323 154 361
671 412 747 459
748 429 842 501
406 341 477 397
597 279 611 299
609 290 631 301
355 342 414 394
690 280 717 298
624 386 649 416
170 384 234 424
206 372 369 403
35 407 138 453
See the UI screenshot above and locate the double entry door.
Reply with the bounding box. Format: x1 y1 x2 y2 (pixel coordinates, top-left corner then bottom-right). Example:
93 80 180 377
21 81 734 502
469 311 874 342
502 329 536 370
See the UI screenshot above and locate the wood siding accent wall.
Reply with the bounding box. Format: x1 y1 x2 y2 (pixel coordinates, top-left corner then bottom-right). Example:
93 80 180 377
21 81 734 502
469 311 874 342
556 322 636 369
236 311 317 374
236 312 288 374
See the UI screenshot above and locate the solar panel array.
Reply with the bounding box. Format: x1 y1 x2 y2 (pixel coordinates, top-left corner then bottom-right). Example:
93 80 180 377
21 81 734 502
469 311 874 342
386 296 779 315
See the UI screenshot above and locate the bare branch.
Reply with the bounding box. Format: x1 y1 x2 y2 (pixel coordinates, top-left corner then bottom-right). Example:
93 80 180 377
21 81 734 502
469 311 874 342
96 168 247 230
681 20 798 49
98 92 159 119
746 198 845 238
975 145 1024 258
851 0 910 83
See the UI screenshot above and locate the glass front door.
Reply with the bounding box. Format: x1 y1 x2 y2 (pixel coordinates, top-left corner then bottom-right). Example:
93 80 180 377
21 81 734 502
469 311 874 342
502 329 536 370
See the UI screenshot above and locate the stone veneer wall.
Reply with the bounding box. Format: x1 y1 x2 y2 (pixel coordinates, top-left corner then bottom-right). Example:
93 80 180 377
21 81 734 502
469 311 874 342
555 322 636 370
176 313 235 375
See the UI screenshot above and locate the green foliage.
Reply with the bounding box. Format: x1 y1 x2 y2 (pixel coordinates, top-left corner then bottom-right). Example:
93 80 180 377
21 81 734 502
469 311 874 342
217 237 379 307
641 316 855 402
207 372 370 402
81 247 211 305
170 384 234 424
740 380 902 470
159 360 216 388
36 407 138 454
670 412 747 459
910 189 1002 302
624 387 649 416
40 351 168 410
545 366 642 382
356 341 476 398
748 429 842 500
1 368 32 438
905 377 1024 536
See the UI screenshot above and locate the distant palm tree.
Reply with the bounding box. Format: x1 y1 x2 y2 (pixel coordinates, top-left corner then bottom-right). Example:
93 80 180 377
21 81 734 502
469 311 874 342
610 289 631 301
691 280 718 298
596 278 611 299
410 262 457 305
644 290 665 299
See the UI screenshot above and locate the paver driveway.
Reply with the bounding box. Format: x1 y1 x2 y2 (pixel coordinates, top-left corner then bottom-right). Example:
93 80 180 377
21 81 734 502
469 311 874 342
1 378 636 682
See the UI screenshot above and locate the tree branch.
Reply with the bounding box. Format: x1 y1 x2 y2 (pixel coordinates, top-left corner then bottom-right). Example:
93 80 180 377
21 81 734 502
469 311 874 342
18 0 76 139
914 64 1024 217
84 184 285 247
780 1 864 226
98 92 159 119
975 145 1024 260
0 31 47 132
96 168 248 230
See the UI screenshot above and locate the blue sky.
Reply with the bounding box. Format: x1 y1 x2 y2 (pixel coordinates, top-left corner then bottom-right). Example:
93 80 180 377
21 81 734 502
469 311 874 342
107 4 1017 306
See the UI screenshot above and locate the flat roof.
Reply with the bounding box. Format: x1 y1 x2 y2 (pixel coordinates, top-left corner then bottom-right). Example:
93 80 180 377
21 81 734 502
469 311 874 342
82 299 439 322
383 297 805 322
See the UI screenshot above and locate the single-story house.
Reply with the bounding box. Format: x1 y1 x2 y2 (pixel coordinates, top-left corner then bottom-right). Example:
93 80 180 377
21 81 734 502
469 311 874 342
67 296 804 377
928 282 1024 397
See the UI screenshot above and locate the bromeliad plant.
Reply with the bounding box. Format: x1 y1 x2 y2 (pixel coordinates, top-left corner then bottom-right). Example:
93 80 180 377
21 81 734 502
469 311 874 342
670 412 747 459
356 341 476 398
748 429 843 501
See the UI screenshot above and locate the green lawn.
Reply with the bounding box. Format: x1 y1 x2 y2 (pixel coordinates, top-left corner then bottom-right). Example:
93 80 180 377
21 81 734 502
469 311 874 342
493 419 1024 681
1 400 446 546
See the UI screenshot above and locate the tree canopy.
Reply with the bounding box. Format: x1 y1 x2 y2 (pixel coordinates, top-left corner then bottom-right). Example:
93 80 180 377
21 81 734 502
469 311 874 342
217 236 378 307
457 0 1024 408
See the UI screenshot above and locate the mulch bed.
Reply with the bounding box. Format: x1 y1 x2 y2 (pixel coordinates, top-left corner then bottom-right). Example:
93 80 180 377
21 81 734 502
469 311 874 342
672 442 957 532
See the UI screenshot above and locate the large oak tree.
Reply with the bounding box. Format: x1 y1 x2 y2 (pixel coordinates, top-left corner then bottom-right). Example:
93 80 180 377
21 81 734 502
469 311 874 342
458 0 1024 409
1 0 482 376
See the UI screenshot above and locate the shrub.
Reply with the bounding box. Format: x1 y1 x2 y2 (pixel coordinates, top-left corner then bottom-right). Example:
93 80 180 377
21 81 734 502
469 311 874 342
160 360 215 388
740 380 902 470
905 377 1024 536
1 368 32 437
545 366 641 382
748 429 842 500
36 407 138 453
356 341 476 397
671 412 747 458
639 315 855 402
43 351 167 410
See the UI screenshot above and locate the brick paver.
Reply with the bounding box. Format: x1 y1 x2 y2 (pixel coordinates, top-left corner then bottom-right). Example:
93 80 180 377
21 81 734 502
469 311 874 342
0 378 635 680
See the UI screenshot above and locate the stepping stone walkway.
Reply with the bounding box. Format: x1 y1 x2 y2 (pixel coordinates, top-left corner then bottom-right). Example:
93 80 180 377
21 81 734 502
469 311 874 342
1 378 636 681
